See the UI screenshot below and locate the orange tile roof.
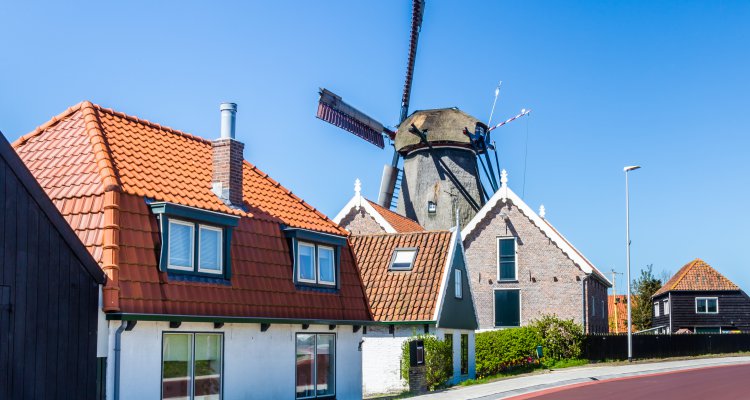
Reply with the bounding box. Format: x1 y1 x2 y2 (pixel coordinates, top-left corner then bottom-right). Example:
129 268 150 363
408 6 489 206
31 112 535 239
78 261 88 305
367 200 424 233
350 231 453 322
607 295 635 334
13 101 370 321
653 258 740 297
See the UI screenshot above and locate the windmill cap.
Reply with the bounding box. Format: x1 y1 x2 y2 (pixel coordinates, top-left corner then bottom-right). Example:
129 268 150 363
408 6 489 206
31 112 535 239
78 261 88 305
394 107 480 154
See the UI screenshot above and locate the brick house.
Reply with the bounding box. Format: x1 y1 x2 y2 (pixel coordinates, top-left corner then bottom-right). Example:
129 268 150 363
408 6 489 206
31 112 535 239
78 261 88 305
350 229 478 396
13 101 372 399
333 179 424 235
652 259 750 334
461 170 611 332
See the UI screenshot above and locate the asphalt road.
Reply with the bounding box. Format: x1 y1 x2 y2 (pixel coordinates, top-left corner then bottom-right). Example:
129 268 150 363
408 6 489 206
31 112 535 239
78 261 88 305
510 363 750 400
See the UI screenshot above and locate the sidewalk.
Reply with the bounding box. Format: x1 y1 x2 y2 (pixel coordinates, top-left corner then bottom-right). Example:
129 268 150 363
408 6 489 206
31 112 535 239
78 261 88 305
410 356 750 400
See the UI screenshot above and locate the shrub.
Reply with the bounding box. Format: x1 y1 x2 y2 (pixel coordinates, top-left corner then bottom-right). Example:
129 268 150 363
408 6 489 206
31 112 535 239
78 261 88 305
400 334 453 390
475 326 541 378
530 315 584 361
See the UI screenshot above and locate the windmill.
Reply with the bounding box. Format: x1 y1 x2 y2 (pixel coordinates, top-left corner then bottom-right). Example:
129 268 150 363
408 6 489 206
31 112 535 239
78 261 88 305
316 0 531 230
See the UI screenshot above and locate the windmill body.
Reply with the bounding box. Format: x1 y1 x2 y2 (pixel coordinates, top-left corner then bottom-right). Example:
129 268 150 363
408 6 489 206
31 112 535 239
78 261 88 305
394 108 485 230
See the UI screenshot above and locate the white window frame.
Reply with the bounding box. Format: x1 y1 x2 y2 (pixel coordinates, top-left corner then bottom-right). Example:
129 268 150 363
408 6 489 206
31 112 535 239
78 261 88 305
161 332 224 400
496 237 518 281
295 333 336 399
389 248 418 271
454 269 462 299
664 299 670 315
167 219 195 271
493 288 521 328
695 297 719 314
297 242 318 284
197 224 223 274
317 245 336 286
654 302 660 317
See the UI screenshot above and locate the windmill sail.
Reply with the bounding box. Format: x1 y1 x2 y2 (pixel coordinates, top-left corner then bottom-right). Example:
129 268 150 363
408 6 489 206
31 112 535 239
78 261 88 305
317 88 393 149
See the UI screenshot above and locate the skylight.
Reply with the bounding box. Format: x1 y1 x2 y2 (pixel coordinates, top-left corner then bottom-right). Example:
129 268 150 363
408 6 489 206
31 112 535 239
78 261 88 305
390 248 418 271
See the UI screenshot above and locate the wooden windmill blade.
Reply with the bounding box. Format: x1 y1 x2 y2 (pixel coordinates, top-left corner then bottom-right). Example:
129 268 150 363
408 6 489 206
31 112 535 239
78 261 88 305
316 88 394 149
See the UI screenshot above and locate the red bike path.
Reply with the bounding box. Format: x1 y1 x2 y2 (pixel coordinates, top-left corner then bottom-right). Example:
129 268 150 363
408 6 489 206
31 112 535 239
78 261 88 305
508 363 750 400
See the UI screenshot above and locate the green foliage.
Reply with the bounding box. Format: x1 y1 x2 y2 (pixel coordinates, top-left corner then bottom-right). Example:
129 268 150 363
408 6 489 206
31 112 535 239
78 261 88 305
632 264 663 331
400 334 453 390
474 326 541 378
530 315 584 361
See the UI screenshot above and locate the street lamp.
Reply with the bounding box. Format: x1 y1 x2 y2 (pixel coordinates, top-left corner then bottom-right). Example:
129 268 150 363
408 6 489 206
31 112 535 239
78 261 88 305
624 165 641 362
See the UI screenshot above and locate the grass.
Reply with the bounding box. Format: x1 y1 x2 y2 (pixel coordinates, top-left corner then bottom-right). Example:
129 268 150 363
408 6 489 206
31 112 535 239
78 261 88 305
457 358 589 387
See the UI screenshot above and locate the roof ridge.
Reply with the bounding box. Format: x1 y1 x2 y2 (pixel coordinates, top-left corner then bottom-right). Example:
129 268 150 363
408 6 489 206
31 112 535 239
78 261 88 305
243 160 347 235
352 230 451 238
12 101 86 148
668 258 701 291
80 102 121 192
91 103 213 145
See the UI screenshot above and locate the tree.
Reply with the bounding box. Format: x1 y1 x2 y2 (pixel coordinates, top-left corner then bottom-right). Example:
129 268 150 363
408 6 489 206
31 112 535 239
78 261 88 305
631 264 663 331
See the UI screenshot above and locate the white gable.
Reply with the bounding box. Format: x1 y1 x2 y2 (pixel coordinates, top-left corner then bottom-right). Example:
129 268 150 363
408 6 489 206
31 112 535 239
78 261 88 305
461 170 610 286
333 179 397 234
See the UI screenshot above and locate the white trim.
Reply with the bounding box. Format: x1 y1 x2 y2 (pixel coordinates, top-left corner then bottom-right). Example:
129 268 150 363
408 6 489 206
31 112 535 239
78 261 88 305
197 224 223 274
664 298 670 315
317 245 336 286
653 301 660 317
496 237 518 281
695 297 719 314
332 193 397 234
461 173 611 286
167 219 195 271
297 242 317 284
433 228 459 322
492 288 521 328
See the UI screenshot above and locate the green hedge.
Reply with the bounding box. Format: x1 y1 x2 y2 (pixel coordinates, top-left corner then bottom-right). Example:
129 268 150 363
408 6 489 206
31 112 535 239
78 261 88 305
475 315 584 378
475 326 541 378
400 335 453 390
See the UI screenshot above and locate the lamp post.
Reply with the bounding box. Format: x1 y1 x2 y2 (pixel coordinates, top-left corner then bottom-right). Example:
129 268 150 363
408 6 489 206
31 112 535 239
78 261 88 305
624 165 641 362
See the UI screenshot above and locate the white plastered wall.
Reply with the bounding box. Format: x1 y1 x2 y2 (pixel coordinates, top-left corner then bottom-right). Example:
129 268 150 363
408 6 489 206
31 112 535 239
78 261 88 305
106 321 363 400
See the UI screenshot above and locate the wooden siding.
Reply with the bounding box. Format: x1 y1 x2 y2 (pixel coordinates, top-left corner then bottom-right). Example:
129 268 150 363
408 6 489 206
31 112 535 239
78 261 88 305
653 291 750 333
0 134 103 400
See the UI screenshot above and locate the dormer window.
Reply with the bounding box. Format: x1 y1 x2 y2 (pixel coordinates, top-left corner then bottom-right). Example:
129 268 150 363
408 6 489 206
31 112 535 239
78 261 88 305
284 228 345 289
390 248 418 271
150 202 240 280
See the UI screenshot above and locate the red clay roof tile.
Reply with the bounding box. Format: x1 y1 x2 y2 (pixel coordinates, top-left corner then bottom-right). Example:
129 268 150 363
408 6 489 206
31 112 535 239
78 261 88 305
367 200 424 233
653 258 739 297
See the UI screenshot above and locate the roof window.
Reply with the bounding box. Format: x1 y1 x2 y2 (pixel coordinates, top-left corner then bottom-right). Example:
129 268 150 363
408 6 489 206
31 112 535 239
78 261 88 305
390 248 418 271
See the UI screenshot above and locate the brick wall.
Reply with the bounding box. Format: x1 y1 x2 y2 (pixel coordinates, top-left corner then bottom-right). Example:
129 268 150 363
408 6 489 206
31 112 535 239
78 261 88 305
338 207 387 235
211 138 244 206
464 200 600 331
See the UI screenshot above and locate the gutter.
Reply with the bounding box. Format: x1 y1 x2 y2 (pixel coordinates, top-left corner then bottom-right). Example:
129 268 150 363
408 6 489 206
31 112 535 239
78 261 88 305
581 275 589 332
107 313 375 326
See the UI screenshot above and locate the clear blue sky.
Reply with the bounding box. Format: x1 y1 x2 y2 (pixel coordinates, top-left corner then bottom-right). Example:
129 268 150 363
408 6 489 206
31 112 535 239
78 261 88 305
2 1 749 292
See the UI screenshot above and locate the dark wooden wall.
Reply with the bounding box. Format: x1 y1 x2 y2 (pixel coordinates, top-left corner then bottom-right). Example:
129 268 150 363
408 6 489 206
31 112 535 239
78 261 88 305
0 142 102 399
653 291 750 333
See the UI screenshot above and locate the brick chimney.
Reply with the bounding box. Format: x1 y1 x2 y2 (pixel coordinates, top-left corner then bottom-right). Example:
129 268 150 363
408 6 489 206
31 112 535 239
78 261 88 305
212 102 245 207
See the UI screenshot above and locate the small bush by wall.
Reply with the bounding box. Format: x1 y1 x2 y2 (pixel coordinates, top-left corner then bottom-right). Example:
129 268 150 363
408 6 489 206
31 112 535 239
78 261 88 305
475 326 541 378
531 315 585 361
400 335 453 390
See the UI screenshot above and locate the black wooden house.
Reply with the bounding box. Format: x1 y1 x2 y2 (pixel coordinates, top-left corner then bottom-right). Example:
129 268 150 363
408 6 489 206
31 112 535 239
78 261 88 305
0 131 106 399
652 259 750 334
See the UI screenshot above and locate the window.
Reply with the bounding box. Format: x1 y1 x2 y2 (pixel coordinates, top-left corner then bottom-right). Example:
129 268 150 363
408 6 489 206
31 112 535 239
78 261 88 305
695 327 720 334
445 334 453 377
296 334 335 399
696 297 718 314
654 302 660 317
460 334 469 375
455 269 463 299
494 289 520 327
497 238 516 280
664 299 670 315
297 242 337 286
591 296 596 316
151 202 239 279
390 248 418 271
427 201 437 214
162 333 222 400
167 220 224 275
199 226 223 273
168 220 194 270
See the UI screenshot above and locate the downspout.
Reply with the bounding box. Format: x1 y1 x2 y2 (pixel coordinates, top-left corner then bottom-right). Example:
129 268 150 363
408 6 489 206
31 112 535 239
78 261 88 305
581 275 589 333
113 321 127 400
